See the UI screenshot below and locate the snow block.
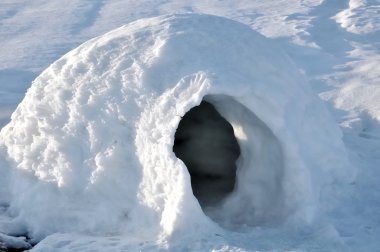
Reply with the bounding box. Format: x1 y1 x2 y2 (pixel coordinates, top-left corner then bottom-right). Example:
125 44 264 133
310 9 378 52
0 14 355 240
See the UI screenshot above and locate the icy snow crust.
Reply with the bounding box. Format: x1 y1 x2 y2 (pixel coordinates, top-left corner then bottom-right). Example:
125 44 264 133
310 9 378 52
0 14 354 250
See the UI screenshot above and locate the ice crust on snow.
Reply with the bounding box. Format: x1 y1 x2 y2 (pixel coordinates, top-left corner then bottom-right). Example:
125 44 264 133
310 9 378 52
0 14 354 245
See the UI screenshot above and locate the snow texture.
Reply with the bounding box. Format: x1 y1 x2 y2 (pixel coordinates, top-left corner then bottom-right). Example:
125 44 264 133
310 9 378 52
0 14 355 251
334 0 380 34
0 232 31 250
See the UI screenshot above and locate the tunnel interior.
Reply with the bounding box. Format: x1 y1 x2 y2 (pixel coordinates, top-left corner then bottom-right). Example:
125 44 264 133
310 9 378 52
173 100 241 209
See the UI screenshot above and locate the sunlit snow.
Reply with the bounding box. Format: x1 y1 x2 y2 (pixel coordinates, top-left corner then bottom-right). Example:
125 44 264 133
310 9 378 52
0 1 379 251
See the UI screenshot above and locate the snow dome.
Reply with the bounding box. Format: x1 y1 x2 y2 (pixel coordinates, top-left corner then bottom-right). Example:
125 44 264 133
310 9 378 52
0 14 354 242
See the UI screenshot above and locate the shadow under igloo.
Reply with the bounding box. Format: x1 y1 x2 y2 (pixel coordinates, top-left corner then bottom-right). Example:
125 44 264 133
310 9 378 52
173 95 286 227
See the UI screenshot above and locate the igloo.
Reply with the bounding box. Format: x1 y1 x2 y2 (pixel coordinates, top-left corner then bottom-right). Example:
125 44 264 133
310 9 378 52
0 14 354 243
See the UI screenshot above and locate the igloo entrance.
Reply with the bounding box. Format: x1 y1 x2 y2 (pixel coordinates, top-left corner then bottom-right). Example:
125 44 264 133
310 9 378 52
173 101 241 208
174 95 288 227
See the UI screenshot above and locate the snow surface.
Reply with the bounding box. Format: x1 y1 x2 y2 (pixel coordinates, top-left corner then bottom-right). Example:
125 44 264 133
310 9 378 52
0 1 379 251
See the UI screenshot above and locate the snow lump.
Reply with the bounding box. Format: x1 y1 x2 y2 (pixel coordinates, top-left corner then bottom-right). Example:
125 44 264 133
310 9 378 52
0 13 355 245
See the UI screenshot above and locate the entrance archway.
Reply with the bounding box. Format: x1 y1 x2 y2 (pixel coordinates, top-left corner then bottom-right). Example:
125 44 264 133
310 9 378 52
173 101 240 208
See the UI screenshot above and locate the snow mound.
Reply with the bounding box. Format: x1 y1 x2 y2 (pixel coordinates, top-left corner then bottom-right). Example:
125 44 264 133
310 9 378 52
0 14 354 243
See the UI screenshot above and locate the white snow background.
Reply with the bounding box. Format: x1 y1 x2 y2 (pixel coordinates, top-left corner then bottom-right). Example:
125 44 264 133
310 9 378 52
0 0 379 251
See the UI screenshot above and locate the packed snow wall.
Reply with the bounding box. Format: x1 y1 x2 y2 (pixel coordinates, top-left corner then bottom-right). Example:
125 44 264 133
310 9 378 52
0 14 355 241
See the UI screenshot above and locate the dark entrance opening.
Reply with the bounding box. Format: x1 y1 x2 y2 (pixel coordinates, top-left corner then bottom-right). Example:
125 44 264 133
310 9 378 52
173 101 240 209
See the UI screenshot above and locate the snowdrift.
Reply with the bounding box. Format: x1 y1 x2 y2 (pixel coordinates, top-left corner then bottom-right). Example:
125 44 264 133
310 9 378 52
0 14 355 242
